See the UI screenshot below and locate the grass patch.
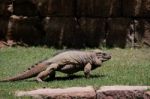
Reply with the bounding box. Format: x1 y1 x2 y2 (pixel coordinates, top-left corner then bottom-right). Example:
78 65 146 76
0 47 150 98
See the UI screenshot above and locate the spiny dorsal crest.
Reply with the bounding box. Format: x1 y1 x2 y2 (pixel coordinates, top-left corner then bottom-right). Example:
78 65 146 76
24 58 48 72
92 49 103 53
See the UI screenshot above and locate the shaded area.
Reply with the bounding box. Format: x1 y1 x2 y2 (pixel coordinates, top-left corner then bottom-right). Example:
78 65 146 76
18 74 106 82
0 0 150 48
45 74 106 81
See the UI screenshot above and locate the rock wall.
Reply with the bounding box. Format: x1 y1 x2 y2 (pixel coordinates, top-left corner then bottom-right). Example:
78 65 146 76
0 0 150 48
16 86 150 99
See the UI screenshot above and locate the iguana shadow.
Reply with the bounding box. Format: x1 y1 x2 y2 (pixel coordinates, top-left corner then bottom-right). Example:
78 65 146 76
50 74 106 81
23 74 107 82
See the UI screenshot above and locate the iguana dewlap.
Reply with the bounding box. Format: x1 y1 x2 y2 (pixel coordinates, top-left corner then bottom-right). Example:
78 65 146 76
0 50 111 82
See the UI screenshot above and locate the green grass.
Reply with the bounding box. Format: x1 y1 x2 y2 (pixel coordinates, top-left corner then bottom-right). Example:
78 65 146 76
0 47 150 98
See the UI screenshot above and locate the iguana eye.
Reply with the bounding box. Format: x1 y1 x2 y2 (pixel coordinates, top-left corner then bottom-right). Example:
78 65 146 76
102 53 106 56
96 53 102 59
97 56 101 59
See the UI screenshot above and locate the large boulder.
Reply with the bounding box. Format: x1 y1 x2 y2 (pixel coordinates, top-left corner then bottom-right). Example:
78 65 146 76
13 0 39 16
0 0 12 17
123 0 142 17
78 17 106 47
142 19 150 47
134 19 150 47
76 0 121 17
97 86 150 99
121 19 150 48
106 18 131 48
36 0 75 17
0 17 9 40
140 0 150 17
123 0 150 17
16 86 96 99
43 17 83 48
7 15 44 45
97 90 150 99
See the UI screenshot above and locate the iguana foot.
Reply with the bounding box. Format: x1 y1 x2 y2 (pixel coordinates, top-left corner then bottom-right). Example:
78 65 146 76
84 63 91 78
36 77 44 82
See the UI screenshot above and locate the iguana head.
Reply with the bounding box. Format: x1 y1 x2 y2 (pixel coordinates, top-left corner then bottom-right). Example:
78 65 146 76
93 49 111 62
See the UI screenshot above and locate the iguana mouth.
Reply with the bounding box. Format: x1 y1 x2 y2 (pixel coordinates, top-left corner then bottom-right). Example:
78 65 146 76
102 54 111 62
107 55 111 59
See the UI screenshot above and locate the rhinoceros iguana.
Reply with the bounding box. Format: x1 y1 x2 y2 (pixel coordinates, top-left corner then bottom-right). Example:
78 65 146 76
0 49 111 82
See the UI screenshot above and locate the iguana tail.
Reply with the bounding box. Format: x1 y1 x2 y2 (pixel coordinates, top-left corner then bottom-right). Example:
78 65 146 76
0 62 49 82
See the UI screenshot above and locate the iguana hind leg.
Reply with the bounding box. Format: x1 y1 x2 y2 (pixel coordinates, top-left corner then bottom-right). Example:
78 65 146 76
36 64 58 82
46 71 56 81
49 71 56 80
84 63 92 78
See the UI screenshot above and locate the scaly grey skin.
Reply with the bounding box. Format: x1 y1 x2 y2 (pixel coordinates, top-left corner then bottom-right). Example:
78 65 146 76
0 49 111 82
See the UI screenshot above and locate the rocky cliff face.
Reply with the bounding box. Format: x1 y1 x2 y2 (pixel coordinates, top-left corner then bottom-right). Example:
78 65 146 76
0 0 150 48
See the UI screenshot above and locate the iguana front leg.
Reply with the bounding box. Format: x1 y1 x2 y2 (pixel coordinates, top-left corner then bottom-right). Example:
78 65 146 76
84 63 92 78
36 63 58 82
94 57 102 66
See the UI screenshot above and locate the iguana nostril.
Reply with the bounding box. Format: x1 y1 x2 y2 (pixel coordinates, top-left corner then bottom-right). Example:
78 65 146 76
108 55 111 59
